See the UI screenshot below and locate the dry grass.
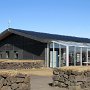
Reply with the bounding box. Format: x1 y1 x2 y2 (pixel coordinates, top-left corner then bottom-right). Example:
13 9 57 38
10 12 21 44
0 68 53 76
2 60 90 76
0 59 52 76
60 66 90 72
0 59 43 63
29 68 53 76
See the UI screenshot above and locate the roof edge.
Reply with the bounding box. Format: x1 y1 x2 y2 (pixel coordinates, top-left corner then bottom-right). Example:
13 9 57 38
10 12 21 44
0 28 48 43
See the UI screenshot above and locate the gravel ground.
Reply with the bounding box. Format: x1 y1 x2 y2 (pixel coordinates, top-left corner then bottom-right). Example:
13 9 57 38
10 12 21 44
31 75 67 90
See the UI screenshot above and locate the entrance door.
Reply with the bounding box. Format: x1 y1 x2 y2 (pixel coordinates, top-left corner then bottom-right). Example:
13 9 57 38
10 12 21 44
50 51 58 67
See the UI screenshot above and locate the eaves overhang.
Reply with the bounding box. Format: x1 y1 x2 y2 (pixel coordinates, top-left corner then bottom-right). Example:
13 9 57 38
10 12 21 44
0 28 49 43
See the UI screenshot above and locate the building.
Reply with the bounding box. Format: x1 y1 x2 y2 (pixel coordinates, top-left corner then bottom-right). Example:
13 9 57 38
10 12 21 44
0 28 90 67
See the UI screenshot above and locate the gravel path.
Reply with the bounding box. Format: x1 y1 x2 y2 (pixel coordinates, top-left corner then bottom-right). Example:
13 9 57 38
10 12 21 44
31 75 67 90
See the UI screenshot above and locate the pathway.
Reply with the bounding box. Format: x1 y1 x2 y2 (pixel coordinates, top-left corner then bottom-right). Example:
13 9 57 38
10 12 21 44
31 75 67 90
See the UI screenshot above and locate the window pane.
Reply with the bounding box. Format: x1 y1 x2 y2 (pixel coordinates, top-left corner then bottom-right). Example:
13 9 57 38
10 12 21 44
69 46 74 66
76 47 80 66
61 45 66 67
82 48 87 65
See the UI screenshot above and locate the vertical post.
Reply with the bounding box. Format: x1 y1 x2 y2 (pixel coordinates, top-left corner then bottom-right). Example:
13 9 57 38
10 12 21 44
45 47 46 67
80 47 82 66
59 44 61 67
74 46 76 66
86 48 88 66
53 42 55 68
66 46 69 66
46 43 49 67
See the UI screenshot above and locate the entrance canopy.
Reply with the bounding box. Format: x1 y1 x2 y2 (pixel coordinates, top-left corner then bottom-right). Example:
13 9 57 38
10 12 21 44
52 40 90 48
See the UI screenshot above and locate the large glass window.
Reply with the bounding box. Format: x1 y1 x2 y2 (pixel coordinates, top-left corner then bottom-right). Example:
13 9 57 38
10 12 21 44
76 47 81 66
48 41 90 67
82 48 87 65
49 43 59 67
61 45 66 67
49 43 66 67
69 46 74 66
88 49 90 62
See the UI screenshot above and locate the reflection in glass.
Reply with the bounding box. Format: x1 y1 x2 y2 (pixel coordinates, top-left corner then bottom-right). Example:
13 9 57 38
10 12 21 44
49 43 59 67
49 42 90 67
82 48 87 65
88 49 90 62
61 45 66 67
69 46 74 66
76 47 81 66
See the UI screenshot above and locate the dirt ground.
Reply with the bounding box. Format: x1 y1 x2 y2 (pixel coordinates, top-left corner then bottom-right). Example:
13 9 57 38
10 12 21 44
29 68 67 90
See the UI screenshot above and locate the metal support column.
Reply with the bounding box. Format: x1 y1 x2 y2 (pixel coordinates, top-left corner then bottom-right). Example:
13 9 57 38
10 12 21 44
53 42 55 68
74 46 76 66
46 44 49 67
59 44 61 67
66 46 69 66
80 47 82 66
86 48 88 66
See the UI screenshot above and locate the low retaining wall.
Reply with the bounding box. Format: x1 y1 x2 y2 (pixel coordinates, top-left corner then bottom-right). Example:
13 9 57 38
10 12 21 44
53 66 90 90
0 60 44 69
0 73 30 90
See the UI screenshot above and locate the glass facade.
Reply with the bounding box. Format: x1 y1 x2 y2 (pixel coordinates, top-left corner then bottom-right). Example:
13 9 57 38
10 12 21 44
76 47 81 66
69 46 74 66
60 45 66 67
47 41 90 67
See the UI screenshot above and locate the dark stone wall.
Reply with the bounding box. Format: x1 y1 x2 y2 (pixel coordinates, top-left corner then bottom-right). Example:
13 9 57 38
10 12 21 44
0 34 46 60
53 68 90 90
0 60 44 69
0 73 30 90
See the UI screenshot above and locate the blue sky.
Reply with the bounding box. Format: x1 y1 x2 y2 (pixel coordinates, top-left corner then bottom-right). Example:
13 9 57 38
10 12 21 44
0 0 90 38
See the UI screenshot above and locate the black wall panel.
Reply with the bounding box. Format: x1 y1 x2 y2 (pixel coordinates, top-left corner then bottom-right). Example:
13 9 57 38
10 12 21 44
0 34 46 60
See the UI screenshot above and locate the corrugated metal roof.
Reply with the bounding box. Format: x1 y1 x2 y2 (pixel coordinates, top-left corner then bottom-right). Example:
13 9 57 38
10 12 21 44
1 28 90 43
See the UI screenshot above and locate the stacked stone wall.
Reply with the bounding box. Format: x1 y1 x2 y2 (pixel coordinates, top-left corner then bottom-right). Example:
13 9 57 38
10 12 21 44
0 73 30 90
0 60 44 69
53 67 90 90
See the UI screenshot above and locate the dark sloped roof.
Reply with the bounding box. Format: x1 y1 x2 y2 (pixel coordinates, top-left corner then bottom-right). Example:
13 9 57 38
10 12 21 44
0 28 90 43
